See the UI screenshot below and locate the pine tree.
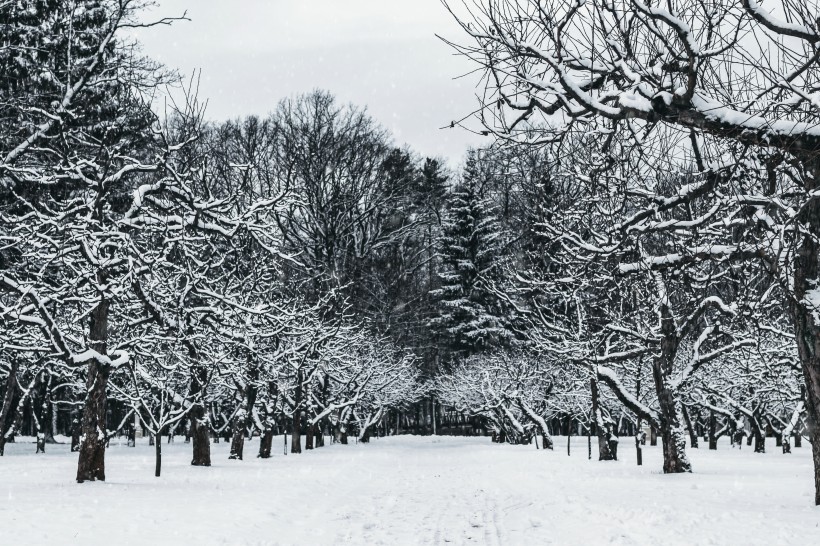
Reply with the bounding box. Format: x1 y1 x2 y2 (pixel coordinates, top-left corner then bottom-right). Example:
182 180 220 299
429 151 514 361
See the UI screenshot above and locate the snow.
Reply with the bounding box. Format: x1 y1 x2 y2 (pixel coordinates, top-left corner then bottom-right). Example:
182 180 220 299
1 435 817 545
745 0 819 40
803 287 820 326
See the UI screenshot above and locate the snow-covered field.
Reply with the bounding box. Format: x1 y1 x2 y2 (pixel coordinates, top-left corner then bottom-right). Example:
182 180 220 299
1 435 817 545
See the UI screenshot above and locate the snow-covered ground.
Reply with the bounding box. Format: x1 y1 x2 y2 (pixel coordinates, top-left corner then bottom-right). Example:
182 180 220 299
1 435 817 545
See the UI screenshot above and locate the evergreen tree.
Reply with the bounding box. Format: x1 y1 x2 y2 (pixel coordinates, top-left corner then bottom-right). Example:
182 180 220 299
429 151 515 361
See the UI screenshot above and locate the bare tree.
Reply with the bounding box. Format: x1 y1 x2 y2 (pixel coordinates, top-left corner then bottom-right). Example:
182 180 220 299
447 0 820 504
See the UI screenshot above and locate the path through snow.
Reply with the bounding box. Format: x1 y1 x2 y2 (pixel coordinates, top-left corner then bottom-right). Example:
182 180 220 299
1 435 818 545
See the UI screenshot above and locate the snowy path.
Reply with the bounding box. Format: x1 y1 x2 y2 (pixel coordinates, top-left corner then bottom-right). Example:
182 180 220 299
1 435 818 545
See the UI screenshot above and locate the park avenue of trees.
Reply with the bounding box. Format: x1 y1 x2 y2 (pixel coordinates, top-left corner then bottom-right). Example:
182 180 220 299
2 0 820 512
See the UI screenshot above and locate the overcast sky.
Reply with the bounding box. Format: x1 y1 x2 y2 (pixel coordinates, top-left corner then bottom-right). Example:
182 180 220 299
136 0 489 165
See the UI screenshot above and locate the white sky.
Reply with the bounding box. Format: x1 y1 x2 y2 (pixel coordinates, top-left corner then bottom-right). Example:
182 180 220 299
136 0 490 165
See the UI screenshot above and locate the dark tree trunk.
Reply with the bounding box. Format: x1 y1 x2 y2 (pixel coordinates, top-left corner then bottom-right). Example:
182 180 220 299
291 413 302 453
360 409 383 444
291 370 302 454
258 428 273 458
566 416 572 456
155 430 162 477
590 375 616 461
34 394 46 454
76 359 109 482
258 380 278 458
635 416 643 466
76 296 111 483
656 390 691 473
708 409 718 450
0 361 19 457
230 365 259 461
652 323 691 473
790 165 820 505
306 422 319 450
35 374 54 454
229 425 245 460
541 430 554 450
189 367 211 467
360 426 373 443
127 420 136 448
681 405 698 448
316 422 325 447
751 416 766 454
70 408 81 452
335 410 350 445
305 425 314 449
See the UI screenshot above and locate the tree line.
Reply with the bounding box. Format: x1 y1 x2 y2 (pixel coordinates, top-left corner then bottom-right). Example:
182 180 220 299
2 0 820 510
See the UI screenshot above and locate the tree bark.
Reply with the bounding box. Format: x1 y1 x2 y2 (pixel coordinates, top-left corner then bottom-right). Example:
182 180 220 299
790 201 820 504
681 405 698 449
76 297 110 483
76 361 109 482
708 409 718 450
155 431 162 477
291 369 303 454
189 367 211 467
591 374 616 461
316 422 325 447
0 360 19 456
229 370 258 461
751 414 766 454
651 309 691 473
258 428 273 458
334 407 351 445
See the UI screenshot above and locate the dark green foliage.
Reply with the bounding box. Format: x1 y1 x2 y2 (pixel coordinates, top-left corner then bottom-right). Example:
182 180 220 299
429 150 515 360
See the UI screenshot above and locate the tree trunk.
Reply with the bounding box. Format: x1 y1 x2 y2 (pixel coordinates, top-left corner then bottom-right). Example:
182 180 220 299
652 328 691 473
359 408 384 443
189 367 211 467
790 163 820 505
566 416 572 456
335 408 351 445
681 405 698 448
305 422 315 449
0 361 19 457
154 430 162 478
750 415 766 454
229 423 245 460
708 409 718 450
291 369 302 454
258 427 273 458
76 296 111 483
128 412 139 448
590 375 616 461
76 359 109 482
655 392 691 473
230 365 259 460
316 422 325 447
34 387 46 454
70 408 81 452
